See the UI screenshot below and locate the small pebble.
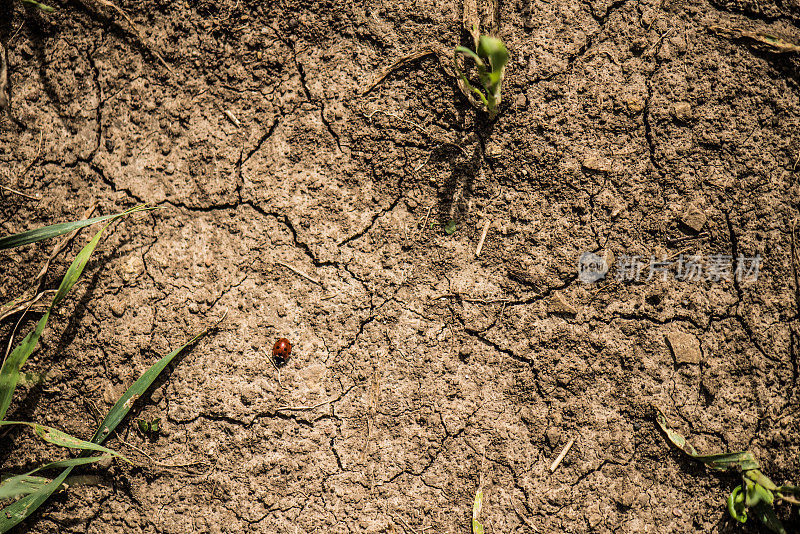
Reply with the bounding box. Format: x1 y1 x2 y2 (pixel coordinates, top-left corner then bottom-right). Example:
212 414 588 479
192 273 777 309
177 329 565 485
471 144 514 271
680 203 706 232
671 101 693 123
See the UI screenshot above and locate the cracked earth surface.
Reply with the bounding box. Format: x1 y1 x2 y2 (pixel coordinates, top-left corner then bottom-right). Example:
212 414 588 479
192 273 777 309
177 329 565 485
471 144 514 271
2 0 800 532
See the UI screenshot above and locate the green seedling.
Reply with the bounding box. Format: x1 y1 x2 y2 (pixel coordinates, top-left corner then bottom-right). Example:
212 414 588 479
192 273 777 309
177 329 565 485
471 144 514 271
454 35 509 115
427 220 459 234
472 488 485 534
137 417 161 434
19 0 55 12
0 205 153 420
656 408 800 533
0 206 217 531
0 325 215 532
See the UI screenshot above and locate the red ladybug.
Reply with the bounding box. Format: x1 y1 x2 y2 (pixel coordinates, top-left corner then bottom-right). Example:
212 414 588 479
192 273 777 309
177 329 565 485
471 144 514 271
272 338 292 365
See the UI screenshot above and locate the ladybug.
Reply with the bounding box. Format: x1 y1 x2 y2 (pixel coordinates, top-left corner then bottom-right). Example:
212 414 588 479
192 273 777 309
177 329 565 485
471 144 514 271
272 338 292 365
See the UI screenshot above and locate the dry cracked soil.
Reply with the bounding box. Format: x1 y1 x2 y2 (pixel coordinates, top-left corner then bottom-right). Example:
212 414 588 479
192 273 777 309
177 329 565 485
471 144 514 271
1 0 800 532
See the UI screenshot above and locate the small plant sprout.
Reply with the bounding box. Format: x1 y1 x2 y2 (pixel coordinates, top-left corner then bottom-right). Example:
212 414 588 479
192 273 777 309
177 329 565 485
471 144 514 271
137 417 161 434
657 408 800 534
19 0 55 12
472 488 485 534
454 34 509 115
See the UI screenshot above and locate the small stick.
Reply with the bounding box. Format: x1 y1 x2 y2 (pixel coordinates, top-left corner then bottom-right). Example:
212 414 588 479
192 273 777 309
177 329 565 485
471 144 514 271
16 130 44 184
275 396 340 411
431 293 511 304
0 290 54 323
275 261 322 286
119 437 208 472
549 437 575 473
223 109 241 128
417 205 433 240
362 48 437 95
0 184 39 200
667 232 709 245
475 219 491 257
88 0 174 74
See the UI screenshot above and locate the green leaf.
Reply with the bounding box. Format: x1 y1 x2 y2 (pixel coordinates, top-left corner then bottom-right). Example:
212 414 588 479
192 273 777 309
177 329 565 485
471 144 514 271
0 475 51 500
699 452 760 472
0 422 127 460
745 479 774 508
453 35 509 113
655 408 700 456
746 469 780 492
754 502 787 534
728 486 748 523
0 208 143 250
476 36 509 89
0 468 72 530
655 408 758 471
90 325 215 445
0 456 112 500
455 46 485 68
0 312 51 421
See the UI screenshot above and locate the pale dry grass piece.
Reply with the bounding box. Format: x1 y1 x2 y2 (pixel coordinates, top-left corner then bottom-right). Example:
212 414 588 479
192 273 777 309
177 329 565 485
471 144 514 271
475 219 490 257
549 437 575 473
275 261 322 286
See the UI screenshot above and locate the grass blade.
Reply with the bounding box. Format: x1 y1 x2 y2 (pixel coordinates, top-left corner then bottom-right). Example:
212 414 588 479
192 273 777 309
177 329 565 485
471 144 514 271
472 489 484 534
0 468 72 530
656 408 761 471
0 210 129 251
0 456 113 500
0 476 51 500
91 322 218 444
0 312 51 421
51 206 151 308
0 422 126 460
0 206 151 420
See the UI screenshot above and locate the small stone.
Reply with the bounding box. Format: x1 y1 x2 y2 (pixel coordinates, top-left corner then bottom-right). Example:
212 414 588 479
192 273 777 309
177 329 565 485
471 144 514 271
458 346 472 361
630 37 649 54
581 154 613 172
109 300 126 317
102 383 123 405
546 426 561 447
548 292 577 315
671 101 693 123
165 162 176 175
187 301 199 314
625 95 646 114
680 203 706 232
514 93 528 108
485 142 503 159
665 331 702 364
